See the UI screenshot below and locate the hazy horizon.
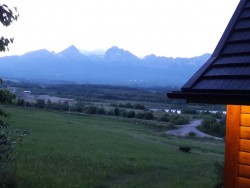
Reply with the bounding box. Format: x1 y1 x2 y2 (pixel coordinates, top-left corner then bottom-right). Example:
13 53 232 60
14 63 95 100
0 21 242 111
2 0 240 58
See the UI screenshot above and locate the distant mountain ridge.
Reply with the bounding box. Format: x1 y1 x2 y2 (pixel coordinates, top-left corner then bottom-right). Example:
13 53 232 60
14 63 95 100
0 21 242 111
0 46 210 87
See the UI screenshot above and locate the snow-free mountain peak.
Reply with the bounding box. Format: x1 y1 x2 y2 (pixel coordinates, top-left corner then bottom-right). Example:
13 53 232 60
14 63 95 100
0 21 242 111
104 46 139 63
0 46 210 87
58 45 89 62
58 45 82 56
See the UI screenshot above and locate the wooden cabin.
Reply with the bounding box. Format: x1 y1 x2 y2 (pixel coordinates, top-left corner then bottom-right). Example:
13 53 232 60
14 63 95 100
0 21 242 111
168 0 250 187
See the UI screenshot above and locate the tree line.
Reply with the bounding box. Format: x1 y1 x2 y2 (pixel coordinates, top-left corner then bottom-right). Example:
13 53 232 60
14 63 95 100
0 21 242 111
15 98 189 124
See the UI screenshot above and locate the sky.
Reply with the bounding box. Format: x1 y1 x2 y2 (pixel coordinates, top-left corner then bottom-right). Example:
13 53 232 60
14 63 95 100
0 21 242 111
2 0 240 58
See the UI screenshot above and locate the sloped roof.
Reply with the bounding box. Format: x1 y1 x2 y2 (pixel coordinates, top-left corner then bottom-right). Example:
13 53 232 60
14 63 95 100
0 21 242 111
168 0 250 105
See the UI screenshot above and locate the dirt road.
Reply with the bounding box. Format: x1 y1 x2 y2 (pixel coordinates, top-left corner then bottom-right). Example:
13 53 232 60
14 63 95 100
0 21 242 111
166 120 222 140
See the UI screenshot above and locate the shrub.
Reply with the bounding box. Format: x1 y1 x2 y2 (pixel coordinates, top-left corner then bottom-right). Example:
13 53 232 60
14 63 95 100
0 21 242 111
136 112 144 119
107 109 115 116
35 99 46 108
83 106 98 114
75 102 84 112
61 102 69 111
188 132 196 137
114 108 120 116
179 146 191 153
181 108 197 114
46 99 52 109
200 116 226 137
159 114 170 122
121 111 128 118
125 103 133 108
97 108 106 115
170 115 189 125
134 103 145 110
143 112 154 120
16 98 25 106
127 111 136 118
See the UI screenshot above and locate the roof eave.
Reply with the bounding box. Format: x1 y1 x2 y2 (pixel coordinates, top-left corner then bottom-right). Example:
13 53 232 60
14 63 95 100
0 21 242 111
167 91 250 105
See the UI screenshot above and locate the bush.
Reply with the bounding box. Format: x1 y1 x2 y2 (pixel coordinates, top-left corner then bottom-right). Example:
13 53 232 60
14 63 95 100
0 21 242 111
121 111 128 118
134 103 145 110
16 98 25 106
46 99 52 109
97 108 106 115
179 146 191 153
75 102 84 112
125 103 133 108
83 106 98 114
136 112 144 119
50 103 63 111
200 116 226 137
159 114 170 122
0 90 21 187
181 108 197 114
114 108 120 116
107 109 115 116
61 102 69 111
143 112 154 120
127 111 136 118
35 99 46 108
188 132 196 137
116 103 145 110
135 112 154 120
170 115 189 125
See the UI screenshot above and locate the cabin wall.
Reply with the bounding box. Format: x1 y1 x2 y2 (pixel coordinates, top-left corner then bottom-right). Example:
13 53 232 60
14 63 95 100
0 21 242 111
224 105 250 188
239 106 250 187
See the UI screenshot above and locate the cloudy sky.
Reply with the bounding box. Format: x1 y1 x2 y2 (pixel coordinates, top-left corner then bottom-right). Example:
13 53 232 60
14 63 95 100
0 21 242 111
2 0 240 57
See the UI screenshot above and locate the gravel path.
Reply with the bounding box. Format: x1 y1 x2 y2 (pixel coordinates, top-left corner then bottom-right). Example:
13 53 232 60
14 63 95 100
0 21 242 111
166 119 222 140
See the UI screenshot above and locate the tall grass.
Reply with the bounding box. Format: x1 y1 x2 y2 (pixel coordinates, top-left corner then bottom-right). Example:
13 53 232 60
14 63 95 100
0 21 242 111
4 106 224 188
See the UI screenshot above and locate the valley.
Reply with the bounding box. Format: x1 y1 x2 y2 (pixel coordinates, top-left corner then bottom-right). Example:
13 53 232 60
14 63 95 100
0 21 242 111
3 106 224 188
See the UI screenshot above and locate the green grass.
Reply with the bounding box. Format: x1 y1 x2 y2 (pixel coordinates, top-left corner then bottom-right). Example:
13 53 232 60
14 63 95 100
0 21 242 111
3 106 224 188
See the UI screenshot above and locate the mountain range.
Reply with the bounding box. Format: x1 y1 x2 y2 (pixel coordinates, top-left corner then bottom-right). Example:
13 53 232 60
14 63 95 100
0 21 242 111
0 46 210 87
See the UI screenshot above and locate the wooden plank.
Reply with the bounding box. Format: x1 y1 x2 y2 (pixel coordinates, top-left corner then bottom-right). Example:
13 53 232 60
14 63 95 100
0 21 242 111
224 105 241 188
238 177 250 188
241 106 250 114
239 152 250 166
241 114 250 127
239 164 250 179
240 126 250 139
240 139 250 153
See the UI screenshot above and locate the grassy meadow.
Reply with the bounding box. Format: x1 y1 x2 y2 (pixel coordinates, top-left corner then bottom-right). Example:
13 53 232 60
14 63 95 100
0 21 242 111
3 106 224 188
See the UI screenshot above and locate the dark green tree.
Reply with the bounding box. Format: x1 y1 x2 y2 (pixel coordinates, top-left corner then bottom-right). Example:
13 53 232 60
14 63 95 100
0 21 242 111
0 4 19 52
35 99 46 108
46 99 52 109
0 4 19 187
16 98 25 106
143 111 154 120
0 89 16 187
114 107 120 116
127 111 135 118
